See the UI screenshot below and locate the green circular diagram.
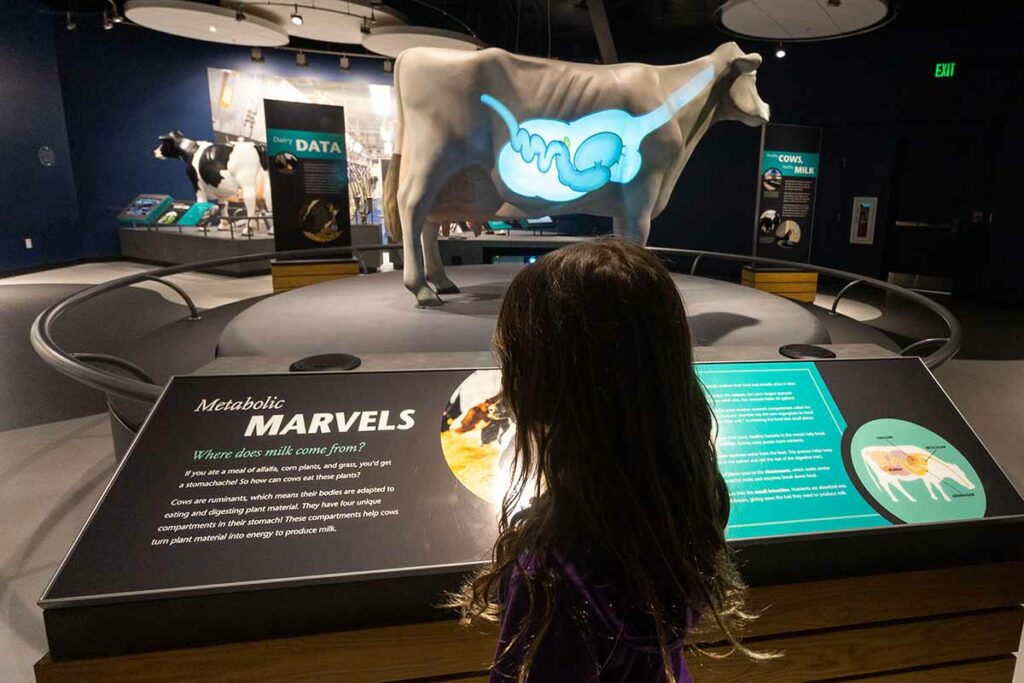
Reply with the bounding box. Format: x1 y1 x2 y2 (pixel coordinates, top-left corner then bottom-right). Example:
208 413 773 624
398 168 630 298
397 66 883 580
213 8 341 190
850 419 985 524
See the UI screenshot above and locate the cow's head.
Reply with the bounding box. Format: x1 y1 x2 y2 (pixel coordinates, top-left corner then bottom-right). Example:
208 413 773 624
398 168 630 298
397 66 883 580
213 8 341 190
940 461 976 490
153 130 195 160
713 42 770 126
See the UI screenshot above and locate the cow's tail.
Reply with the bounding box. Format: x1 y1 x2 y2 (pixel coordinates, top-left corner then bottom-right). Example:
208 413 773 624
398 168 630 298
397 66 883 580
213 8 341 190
383 153 402 242
383 53 406 243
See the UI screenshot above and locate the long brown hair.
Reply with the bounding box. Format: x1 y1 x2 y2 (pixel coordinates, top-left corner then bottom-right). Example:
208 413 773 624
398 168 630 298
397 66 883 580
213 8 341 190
454 239 755 681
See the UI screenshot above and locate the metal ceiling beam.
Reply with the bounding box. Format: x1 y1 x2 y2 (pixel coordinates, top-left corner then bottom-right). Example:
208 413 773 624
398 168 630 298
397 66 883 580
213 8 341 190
587 0 618 63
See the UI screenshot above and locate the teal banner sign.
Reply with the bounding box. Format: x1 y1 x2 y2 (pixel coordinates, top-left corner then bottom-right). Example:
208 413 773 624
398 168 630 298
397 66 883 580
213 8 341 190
267 128 347 160
762 150 819 178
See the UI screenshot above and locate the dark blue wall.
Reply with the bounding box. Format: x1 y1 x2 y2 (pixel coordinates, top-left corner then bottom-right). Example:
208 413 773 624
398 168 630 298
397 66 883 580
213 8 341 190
0 0 79 271
52 24 390 262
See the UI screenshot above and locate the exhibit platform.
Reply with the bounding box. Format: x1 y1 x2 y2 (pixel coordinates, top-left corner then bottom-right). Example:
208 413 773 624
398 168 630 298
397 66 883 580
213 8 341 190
118 226 274 276
118 224 389 276
216 264 831 358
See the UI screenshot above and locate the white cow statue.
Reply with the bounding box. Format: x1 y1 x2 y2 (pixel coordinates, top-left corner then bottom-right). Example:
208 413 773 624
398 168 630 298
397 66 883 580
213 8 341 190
382 42 770 306
861 446 976 503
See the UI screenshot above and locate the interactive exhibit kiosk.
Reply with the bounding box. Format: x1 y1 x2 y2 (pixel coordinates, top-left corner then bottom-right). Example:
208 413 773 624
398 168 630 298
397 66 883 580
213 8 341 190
33 46 1024 682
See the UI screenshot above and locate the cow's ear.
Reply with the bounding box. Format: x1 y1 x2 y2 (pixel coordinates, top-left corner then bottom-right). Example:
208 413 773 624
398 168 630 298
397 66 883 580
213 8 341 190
732 53 762 74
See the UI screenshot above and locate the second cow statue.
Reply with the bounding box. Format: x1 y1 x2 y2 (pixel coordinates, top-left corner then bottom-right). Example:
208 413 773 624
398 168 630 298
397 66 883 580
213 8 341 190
383 41 770 307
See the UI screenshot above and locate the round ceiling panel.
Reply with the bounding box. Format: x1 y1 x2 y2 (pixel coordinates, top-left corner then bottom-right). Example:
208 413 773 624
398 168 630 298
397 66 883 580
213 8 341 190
716 0 891 41
126 0 290 46
226 1 407 45
362 25 484 58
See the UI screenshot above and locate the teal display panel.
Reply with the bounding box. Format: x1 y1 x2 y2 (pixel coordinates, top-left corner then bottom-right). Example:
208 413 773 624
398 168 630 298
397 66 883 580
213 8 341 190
698 359 1022 540
700 362 888 539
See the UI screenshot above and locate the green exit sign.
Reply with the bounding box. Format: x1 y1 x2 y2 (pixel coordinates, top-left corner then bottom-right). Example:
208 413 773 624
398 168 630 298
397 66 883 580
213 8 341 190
935 62 956 78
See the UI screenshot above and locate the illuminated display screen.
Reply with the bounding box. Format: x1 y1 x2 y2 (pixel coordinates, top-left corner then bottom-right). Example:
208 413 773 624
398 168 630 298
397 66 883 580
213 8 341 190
481 66 715 202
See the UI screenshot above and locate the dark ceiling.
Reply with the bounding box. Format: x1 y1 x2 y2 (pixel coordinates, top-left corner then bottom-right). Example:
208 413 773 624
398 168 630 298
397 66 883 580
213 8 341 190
34 1 1022 62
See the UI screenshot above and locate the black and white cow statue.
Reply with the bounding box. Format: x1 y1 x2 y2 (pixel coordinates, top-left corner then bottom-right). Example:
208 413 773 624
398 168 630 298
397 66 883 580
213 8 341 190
154 131 273 235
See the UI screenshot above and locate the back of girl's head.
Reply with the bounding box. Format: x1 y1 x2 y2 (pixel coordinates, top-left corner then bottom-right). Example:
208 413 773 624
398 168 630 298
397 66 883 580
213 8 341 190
460 239 751 679
495 238 730 584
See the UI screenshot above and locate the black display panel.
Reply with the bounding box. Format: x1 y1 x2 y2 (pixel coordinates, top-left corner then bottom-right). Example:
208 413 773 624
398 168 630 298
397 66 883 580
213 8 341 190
42 359 1024 609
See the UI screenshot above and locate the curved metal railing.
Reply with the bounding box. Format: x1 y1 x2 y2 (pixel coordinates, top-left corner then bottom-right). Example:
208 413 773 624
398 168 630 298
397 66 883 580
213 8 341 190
652 247 962 368
31 244 961 406
30 244 399 403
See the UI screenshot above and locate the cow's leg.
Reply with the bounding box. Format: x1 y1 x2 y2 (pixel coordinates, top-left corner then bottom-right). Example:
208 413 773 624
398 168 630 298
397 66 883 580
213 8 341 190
615 176 658 244
423 223 459 294
933 478 951 502
892 479 917 502
613 213 652 245
879 477 900 503
924 477 939 500
240 185 256 236
398 156 453 307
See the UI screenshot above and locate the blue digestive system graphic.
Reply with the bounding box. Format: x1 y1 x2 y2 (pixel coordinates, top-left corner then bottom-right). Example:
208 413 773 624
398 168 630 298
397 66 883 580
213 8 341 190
481 66 715 202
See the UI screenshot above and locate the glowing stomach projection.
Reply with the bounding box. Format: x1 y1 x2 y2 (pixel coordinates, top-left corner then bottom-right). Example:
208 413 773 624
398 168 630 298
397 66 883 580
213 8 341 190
481 66 714 202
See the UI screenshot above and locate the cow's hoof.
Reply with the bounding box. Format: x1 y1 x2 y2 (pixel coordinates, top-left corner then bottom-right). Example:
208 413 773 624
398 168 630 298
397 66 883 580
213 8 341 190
414 289 444 307
432 282 460 295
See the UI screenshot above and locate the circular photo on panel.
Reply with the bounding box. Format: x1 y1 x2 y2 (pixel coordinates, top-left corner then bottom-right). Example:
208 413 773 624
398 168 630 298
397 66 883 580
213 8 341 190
762 167 783 191
440 370 517 504
775 219 801 247
273 151 300 175
850 418 986 524
758 209 780 236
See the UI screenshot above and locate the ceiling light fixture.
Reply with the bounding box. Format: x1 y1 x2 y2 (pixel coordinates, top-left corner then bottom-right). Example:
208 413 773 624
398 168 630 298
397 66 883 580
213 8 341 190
339 55 350 70
102 12 114 30
775 42 786 58
382 59 392 73
296 50 308 67
65 10 76 30
107 0 124 23
290 4 303 25
251 47 264 62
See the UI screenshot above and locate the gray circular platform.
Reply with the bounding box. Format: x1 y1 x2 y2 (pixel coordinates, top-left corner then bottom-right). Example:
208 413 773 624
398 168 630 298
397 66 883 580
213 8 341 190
217 264 830 357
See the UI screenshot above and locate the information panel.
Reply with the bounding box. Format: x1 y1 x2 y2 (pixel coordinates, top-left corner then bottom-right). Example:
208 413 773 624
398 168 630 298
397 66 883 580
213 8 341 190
42 359 1024 607
753 123 822 262
265 99 352 252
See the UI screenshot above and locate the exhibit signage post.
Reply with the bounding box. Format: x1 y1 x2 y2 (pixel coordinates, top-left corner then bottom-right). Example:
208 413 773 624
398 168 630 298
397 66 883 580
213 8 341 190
753 123 822 263
265 100 352 252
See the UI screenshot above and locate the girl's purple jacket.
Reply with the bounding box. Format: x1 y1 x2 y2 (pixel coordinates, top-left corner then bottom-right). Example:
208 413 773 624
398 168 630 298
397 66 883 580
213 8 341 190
487 556 695 682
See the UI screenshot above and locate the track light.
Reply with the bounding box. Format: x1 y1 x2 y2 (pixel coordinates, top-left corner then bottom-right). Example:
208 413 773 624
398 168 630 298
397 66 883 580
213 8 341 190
339 55 350 70
775 42 786 59
251 47 264 62
383 59 392 73
107 0 123 23
296 50 308 67
65 10 76 30
102 12 114 30
235 4 245 21
290 4 303 25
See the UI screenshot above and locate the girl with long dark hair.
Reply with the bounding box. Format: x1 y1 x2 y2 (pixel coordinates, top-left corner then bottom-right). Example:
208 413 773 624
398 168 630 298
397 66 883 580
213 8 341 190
453 239 758 682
